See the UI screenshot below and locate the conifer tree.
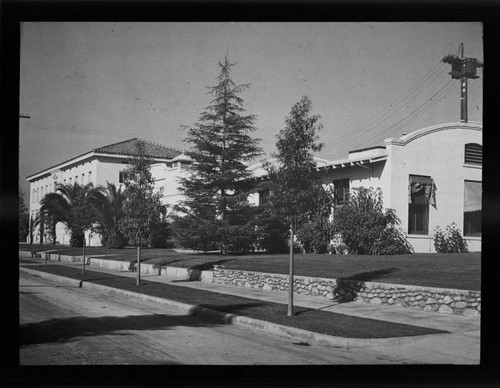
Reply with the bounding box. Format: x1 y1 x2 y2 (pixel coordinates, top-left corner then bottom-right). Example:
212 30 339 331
175 54 262 253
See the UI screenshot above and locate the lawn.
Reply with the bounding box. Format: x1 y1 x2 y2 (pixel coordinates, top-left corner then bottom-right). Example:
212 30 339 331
21 264 448 339
20 244 481 291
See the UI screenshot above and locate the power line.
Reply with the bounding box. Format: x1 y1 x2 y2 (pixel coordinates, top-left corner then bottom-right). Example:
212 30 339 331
321 60 449 151
320 77 457 157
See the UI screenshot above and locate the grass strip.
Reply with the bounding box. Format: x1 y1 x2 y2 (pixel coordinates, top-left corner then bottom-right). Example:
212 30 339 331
19 244 481 291
21 264 449 339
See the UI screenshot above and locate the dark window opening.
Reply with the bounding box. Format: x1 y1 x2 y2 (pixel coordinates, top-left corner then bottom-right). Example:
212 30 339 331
119 171 131 183
333 179 350 208
408 175 433 235
464 180 481 236
259 189 271 206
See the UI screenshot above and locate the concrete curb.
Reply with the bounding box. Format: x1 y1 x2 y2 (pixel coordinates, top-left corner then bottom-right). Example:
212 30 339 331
19 267 438 349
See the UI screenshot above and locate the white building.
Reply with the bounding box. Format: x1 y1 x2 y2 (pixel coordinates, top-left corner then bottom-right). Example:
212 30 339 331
249 121 482 252
27 122 481 252
26 138 192 246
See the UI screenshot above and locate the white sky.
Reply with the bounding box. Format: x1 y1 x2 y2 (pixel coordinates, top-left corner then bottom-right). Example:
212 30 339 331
19 22 483 196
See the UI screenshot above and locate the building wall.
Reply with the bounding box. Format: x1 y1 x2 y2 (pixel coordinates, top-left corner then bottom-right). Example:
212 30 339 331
28 155 190 246
28 158 102 245
385 123 482 252
151 162 191 214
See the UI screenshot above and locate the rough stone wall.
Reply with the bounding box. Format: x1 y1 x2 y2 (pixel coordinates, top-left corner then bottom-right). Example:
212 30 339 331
213 266 480 317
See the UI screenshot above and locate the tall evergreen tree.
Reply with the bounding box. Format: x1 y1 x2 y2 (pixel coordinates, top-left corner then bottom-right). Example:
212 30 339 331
175 54 262 253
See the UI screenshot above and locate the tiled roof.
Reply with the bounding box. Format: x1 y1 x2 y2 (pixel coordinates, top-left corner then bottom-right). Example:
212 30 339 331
93 138 183 159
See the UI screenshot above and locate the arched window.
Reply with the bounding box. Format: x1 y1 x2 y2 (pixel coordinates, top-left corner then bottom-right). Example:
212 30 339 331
465 143 482 165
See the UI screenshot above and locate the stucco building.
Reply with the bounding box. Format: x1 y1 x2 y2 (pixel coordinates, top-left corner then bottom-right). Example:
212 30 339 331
26 138 192 246
26 122 482 252
249 121 482 252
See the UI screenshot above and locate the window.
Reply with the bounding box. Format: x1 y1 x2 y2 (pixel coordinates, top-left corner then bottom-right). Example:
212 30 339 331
88 171 92 183
82 173 85 183
464 143 482 165
408 175 436 235
333 179 349 208
464 180 481 236
258 189 271 205
119 171 131 183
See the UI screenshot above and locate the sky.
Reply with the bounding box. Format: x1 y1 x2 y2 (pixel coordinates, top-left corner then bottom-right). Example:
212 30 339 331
19 22 483 197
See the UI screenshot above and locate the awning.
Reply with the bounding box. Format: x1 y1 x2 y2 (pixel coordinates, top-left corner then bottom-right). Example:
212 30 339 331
464 181 482 213
408 176 436 207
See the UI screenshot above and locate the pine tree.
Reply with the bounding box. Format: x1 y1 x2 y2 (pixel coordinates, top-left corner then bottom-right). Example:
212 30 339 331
175 54 262 253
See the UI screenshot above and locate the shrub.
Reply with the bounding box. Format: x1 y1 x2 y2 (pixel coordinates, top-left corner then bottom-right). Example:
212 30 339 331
252 204 290 253
296 219 333 254
333 187 413 255
433 223 468 253
148 222 174 248
69 230 84 247
105 230 128 249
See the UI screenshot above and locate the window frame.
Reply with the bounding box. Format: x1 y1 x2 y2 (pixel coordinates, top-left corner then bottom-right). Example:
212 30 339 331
463 180 481 237
333 179 350 209
408 174 431 235
464 143 482 165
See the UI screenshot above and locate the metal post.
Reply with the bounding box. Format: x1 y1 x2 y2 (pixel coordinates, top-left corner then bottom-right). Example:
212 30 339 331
137 246 141 286
460 77 468 123
82 237 86 275
459 43 468 123
287 222 294 316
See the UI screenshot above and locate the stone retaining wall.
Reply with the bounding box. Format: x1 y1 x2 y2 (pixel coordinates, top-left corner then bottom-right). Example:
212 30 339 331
213 266 480 317
19 251 213 282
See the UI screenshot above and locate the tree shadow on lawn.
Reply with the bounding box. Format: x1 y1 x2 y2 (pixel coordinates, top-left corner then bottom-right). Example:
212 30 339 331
20 312 221 346
333 268 401 304
169 259 236 282
341 267 401 282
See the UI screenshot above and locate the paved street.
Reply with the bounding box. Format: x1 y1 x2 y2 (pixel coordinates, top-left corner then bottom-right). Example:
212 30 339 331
20 273 404 365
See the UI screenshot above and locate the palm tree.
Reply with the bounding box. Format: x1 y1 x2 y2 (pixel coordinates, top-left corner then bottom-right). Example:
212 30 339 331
94 182 128 249
40 182 103 274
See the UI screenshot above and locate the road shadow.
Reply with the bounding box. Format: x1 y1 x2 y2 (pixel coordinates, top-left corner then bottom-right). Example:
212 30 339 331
197 302 266 315
20 312 221 346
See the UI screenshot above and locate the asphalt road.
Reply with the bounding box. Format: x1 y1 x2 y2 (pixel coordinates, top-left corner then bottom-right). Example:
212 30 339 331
19 273 398 365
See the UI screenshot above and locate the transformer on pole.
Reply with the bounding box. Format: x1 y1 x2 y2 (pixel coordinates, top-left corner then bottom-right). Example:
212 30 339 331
442 43 483 123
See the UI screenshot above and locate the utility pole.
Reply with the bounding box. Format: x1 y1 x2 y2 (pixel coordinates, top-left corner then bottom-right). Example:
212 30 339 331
442 43 483 123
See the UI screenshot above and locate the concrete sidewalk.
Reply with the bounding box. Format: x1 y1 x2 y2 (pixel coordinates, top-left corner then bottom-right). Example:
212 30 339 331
20 259 480 364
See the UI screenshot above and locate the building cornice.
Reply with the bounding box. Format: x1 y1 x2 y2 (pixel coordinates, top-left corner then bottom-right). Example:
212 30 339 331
385 122 482 147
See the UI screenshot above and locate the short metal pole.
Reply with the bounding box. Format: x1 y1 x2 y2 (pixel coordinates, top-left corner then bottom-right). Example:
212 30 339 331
82 238 86 275
137 246 141 286
288 223 294 316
